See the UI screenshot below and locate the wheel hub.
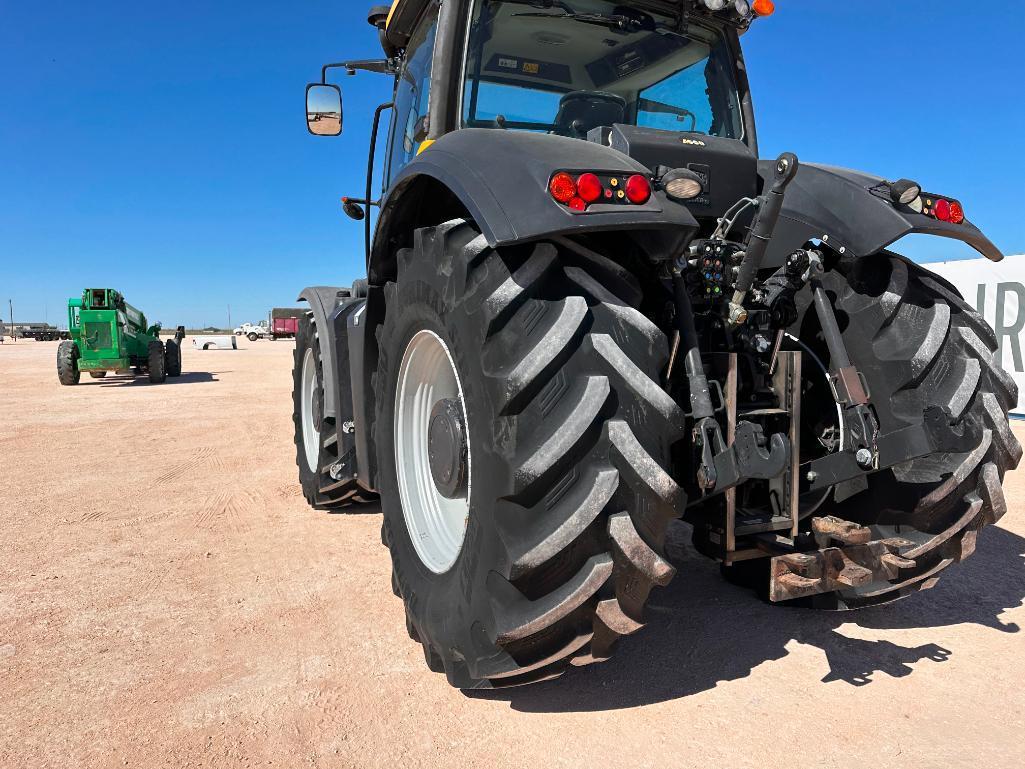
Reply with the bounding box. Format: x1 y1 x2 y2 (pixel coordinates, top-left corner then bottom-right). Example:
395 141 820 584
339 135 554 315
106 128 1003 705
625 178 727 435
428 398 467 499
394 329 471 574
301 347 321 473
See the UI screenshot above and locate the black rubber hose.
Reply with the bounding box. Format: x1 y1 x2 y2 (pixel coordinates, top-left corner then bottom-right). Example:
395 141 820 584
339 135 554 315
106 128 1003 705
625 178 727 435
672 272 714 421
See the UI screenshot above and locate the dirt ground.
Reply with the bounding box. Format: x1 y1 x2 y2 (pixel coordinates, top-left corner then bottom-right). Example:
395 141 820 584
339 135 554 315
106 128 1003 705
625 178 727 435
2 338 1024 769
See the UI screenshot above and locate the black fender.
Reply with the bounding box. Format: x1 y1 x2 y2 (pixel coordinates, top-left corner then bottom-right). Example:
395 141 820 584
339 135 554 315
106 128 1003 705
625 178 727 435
369 128 698 283
298 286 376 492
297 286 347 420
760 161 1004 267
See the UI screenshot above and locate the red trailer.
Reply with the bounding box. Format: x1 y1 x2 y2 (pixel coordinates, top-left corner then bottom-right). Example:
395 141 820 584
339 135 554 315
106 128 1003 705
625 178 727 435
269 308 303 340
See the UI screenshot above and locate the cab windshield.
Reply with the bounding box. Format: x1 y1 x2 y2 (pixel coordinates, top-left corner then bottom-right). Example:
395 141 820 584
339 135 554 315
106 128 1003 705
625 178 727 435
461 0 744 140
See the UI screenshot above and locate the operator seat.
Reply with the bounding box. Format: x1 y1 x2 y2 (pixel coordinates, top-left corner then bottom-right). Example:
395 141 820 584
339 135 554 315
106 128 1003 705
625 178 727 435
553 91 627 139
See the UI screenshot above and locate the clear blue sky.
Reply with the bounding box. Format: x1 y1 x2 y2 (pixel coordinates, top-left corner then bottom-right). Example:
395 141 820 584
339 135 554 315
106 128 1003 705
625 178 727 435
2 1 1022 327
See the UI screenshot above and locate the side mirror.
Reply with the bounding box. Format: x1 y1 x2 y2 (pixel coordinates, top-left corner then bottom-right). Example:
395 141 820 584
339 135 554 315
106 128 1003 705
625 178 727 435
306 83 343 136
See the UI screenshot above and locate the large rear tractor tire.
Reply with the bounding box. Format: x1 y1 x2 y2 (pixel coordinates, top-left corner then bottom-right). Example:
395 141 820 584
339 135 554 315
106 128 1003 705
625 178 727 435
374 220 686 688
165 339 182 377
148 341 167 384
787 253 1020 608
57 341 80 386
292 313 377 510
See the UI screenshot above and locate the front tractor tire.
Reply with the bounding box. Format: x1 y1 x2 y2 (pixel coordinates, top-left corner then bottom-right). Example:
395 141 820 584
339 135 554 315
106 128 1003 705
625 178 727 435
57 341 80 386
147 341 167 384
775 253 1021 608
165 339 182 377
292 313 376 510
374 220 686 688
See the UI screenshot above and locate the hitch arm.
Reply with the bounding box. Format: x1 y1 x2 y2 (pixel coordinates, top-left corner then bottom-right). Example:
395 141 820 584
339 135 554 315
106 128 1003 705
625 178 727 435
805 254 880 468
804 405 982 493
671 267 790 492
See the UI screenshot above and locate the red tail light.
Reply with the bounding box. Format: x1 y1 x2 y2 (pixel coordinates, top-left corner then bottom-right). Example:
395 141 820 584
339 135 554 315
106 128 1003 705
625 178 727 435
550 170 652 212
948 200 965 225
576 173 603 204
625 175 652 205
549 173 577 204
933 199 951 222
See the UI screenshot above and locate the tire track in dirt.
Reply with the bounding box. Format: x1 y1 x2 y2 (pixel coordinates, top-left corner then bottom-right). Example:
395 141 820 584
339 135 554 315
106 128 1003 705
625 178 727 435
155 447 224 485
193 489 262 533
276 482 303 500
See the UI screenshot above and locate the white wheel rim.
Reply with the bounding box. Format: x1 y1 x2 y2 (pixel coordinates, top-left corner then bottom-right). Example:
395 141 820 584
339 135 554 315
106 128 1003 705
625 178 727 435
301 347 320 473
394 330 470 574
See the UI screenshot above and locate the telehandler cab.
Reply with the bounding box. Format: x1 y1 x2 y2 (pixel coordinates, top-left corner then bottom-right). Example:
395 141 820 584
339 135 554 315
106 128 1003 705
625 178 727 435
295 0 1019 688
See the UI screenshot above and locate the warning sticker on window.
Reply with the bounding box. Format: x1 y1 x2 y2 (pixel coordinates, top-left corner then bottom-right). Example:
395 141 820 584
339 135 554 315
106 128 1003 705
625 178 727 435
522 62 540 74
498 57 518 69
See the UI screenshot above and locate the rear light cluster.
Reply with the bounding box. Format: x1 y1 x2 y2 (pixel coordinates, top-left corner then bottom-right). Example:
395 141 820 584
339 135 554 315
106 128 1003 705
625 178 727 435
549 172 652 213
925 196 965 225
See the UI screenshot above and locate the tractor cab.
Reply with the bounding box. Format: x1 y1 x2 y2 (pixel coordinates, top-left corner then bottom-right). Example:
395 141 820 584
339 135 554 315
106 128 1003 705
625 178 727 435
306 0 773 234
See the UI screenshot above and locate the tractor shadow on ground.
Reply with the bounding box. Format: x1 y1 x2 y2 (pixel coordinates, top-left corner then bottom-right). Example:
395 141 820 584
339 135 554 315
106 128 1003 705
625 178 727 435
327 500 384 518
470 521 1025 713
95 372 220 387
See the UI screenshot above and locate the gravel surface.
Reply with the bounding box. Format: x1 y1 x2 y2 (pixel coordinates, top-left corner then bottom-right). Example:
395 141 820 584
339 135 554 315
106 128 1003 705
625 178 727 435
2 339 1023 768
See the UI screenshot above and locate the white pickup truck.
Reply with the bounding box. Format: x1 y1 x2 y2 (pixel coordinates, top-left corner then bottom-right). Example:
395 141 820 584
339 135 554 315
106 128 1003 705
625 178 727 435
233 321 269 342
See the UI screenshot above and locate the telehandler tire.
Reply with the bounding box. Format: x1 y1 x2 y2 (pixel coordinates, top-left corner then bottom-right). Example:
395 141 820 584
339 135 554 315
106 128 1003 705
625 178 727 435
165 339 182 377
57 341 80 386
791 253 1020 608
374 219 686 688
292 313 377 510
148 341 167 384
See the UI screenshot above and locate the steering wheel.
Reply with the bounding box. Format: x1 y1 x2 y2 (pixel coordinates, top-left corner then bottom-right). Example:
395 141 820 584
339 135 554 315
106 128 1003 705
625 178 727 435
553 91 627 138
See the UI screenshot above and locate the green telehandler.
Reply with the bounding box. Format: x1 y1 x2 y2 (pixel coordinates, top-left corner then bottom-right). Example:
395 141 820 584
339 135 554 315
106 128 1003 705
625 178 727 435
57 288 185 385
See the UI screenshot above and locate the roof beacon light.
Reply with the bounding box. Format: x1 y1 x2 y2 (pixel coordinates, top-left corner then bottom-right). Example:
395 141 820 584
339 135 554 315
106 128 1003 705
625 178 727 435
889 179 922 207
661 168 704 201
752 0 775 16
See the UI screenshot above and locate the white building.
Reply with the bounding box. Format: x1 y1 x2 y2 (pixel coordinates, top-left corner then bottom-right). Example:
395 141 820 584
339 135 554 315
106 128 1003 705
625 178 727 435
928 254 1025 415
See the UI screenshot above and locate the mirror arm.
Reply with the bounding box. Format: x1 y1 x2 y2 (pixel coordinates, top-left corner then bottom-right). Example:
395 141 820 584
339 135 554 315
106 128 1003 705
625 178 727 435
365 102 396 265
321 59 398 83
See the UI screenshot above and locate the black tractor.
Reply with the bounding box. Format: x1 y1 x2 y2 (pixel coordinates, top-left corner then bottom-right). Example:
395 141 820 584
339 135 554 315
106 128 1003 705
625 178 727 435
294 0 1019 688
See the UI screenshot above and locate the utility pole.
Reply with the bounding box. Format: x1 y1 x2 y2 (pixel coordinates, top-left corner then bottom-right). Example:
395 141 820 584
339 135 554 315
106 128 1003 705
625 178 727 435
228 304 232 331
8 299 14 343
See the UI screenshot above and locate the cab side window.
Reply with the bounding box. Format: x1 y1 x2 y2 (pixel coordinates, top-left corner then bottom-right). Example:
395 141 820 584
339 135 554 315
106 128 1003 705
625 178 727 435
386 7 440 186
